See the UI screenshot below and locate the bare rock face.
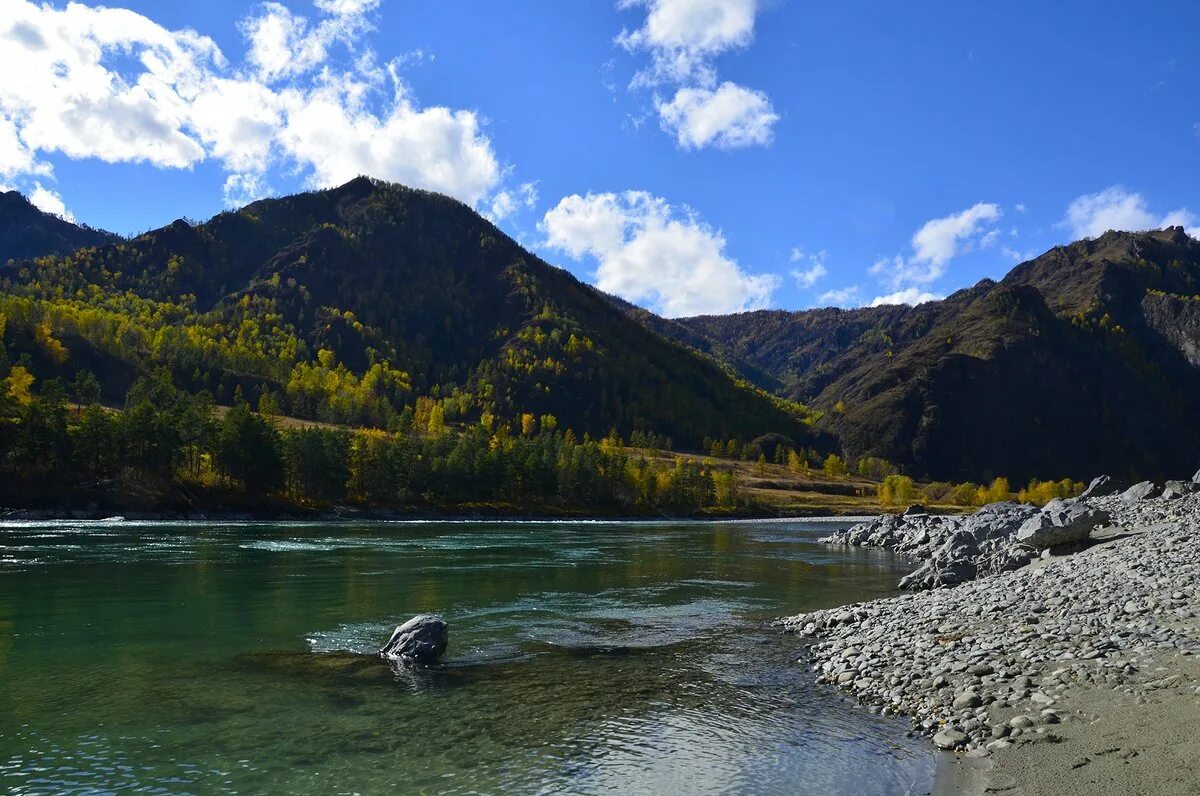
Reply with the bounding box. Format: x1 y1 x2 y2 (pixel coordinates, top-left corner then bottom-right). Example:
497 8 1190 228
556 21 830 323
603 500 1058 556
379 615 448 665
1015 499 1110 549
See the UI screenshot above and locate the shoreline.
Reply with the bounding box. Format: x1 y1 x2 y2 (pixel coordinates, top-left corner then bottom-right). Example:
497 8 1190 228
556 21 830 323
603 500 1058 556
781 490 1200 795
0 505 882 523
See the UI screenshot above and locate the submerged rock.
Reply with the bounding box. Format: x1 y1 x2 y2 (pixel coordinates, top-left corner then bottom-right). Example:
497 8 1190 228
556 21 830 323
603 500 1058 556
380 614 448 665
1015 499 1111 549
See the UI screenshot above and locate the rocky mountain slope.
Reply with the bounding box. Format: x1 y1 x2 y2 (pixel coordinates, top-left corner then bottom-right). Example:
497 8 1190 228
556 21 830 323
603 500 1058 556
671 228 1200 482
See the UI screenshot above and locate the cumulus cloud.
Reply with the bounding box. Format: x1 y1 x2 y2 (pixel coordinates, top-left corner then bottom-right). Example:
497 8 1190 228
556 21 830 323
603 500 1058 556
0 0 503 208
790 247 827 288
616 0 776 150
656 82 777 149
1063 186 1199 239
869 288 941 307
816 285 861 308
871 202 1003 289
28 182 73 221
617 0 756 87
540 191 777 316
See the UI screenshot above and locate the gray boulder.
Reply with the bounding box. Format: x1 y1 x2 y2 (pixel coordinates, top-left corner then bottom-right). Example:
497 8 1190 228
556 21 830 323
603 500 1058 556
1121 481 1162 502
897 503 1038 590
379 614 448 665
1080 475 1122 498
1162 480 1198 500
1015 499 1110 549
1193 467 1200 485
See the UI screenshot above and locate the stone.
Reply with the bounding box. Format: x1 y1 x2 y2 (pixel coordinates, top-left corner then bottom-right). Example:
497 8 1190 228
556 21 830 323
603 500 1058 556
902 504 928 516
379 614 448 665
933 729 968 749
1121 481 1162 502
1162 481 1197 500
1080 475 1122 498
1016 499 1110 549
953 692 982 709
1009 715 1035 729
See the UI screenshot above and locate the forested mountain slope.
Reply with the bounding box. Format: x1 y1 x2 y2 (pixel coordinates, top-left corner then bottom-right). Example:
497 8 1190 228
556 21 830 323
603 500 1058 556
670 228 1200 482
0 191 119 263
0 177 815 449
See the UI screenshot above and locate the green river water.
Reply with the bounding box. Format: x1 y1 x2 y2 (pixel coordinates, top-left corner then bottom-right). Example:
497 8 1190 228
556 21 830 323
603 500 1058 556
0 518 935 794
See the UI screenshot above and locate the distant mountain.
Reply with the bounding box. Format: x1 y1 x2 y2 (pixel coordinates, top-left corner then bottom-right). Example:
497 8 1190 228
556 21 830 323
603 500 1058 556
0 190 119 263
0 178 817 449
667 228 1200 483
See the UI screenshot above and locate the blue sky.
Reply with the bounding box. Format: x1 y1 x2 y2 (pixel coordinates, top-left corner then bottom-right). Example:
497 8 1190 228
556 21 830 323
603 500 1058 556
1 0 1197 316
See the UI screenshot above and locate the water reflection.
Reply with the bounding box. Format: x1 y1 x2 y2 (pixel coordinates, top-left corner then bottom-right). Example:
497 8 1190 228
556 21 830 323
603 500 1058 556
0 518 931 795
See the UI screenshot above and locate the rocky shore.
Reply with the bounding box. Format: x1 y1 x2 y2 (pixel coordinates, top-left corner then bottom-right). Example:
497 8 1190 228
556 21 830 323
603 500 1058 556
782 478 1200 794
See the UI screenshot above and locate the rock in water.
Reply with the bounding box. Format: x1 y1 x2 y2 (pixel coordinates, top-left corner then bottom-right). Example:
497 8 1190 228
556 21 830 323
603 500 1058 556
1015 499 1110 549
379 614 448 665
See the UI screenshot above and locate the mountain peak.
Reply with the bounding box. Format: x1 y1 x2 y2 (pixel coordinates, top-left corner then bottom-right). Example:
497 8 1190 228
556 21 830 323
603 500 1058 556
0 189 119 263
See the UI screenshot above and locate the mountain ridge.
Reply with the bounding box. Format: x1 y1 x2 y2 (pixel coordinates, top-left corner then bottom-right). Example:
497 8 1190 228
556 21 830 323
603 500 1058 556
0 190 120 264
0 177 819 451
667 226 1200 481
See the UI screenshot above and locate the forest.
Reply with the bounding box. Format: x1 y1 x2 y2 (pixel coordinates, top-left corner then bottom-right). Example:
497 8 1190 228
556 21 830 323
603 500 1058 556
0 366 748 515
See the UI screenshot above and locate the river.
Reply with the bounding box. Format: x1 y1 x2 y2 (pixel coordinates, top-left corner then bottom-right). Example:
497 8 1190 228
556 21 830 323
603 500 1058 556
0 518 935 794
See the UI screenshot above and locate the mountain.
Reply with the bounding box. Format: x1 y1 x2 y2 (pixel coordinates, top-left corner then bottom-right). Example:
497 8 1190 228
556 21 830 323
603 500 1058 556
669 227 1200 483
0 178 817 450
0 190 119 263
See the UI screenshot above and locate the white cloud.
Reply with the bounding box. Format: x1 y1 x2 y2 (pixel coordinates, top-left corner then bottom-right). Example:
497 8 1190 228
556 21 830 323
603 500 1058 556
488 181 539 222
817 285 861 308
241 3 322 82
871 202 1003 289
790 247 827 288
276 77 500 204
617 0 757 87
314 0 380 16
223 171 270 208
28 181 73 221
540 190 777 316
0 0 503 208
911 202 1002 273
656 82 777 149
616 0 775 151
1063 186 1199 239
869 288 941 307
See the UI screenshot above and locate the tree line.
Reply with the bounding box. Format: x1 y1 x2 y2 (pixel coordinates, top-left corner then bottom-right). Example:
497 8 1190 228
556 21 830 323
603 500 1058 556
0 367 744 515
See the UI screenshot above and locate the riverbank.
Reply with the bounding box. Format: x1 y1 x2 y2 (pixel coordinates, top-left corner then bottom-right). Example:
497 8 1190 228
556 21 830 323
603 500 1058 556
0 502 882 523
782 490 1200 795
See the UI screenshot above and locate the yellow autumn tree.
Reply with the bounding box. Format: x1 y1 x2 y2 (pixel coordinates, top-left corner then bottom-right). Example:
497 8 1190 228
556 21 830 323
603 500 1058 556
823 453 848 478
5 365 34 405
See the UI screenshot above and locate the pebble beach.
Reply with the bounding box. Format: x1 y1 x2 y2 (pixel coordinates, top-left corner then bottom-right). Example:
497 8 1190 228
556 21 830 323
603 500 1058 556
781 485 1200 795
